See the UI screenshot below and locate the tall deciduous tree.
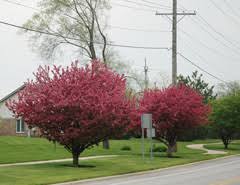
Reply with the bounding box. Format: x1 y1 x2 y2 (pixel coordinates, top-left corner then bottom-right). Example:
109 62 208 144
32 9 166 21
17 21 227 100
210 94 240 149
7 60 136 167
23 0 109 63
178 71 217 104
139 85 210 157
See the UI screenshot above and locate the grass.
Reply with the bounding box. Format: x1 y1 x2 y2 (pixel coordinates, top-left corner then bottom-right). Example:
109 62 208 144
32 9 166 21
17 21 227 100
0 136 221 164
0 136 70 164
0 136 168 164
0 137 234 185
0 155 219 185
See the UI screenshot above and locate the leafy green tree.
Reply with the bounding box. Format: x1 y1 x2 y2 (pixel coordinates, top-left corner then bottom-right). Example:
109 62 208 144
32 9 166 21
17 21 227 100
210 94 240 149
178 71 217 104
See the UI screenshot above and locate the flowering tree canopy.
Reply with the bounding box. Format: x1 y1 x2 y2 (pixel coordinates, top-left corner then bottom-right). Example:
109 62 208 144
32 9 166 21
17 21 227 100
7 60 136 166
139 85 210 157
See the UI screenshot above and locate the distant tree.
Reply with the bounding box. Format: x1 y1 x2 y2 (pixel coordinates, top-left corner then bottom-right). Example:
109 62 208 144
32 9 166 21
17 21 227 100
217 81 240 97
7 60 136 167
178 71 217 104
154 72 171 89
23 0 110 63
210 94 240 149
139 85 210 157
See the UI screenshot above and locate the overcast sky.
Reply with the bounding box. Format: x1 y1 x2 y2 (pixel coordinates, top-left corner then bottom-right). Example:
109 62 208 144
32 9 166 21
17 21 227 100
0 0 240 98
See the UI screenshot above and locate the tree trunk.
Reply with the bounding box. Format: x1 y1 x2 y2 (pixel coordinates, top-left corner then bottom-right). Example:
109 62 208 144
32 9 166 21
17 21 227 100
72 151 80 167
221 135 230 150
173 142 178 152
223 139 229 149
103 139 110 149
167 137 177 158
167 145 175 158
224 143 228 149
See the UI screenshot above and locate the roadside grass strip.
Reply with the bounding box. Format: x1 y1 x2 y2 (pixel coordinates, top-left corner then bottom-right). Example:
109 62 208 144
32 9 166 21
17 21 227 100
0 140 234 185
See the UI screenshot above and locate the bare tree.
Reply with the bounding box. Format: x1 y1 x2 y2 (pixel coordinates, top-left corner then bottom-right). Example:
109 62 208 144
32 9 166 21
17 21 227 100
217 81 240 97
23 0 109 63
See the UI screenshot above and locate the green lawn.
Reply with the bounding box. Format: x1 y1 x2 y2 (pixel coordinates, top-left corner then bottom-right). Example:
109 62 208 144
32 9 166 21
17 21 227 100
0 136 169 164
0 137 236 185
0 136 222 164
0 136 70 164
0 154 220 185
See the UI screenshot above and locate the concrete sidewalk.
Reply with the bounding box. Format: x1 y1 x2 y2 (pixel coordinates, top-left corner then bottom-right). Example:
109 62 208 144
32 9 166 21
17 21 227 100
0 155 118 167
187 144 227 154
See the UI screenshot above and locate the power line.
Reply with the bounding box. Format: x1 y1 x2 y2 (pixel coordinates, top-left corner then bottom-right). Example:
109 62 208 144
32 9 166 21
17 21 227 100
0 20 170 50
120 0 186 12
0 0 172 49
117 0 171 10
1 0 172 34
179 28 240 62
178 34 210 65
223 0 240 18
140 0 187 12
197 14 240 49
178 52 228 84
209 0 240 27
1 0 38 10
2 0 155 12
107 2 154 12
140 0 172 9
109 25 171 33
178 5 240 58
0 0 157 14
189 16 240 56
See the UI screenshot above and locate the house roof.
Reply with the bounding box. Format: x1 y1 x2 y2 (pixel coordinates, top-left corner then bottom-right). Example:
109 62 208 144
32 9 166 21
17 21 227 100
0 84 25 104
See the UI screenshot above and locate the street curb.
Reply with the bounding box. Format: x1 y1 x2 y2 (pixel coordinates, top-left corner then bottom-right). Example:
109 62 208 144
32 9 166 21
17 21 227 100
54 154 240 185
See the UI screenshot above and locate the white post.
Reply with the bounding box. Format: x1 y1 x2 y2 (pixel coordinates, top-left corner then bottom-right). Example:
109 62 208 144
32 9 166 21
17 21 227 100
150 123 153 160
142 128 145 160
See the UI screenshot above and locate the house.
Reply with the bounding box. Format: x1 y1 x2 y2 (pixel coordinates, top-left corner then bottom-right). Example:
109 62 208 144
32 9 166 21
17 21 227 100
0 85 35 136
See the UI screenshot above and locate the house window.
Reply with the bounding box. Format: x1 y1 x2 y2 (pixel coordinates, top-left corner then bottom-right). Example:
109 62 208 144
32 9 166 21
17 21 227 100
16 119 25 133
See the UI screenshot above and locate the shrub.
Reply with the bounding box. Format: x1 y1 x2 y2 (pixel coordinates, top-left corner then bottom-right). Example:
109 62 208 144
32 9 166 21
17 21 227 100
120 146 131 151
151 145 167 153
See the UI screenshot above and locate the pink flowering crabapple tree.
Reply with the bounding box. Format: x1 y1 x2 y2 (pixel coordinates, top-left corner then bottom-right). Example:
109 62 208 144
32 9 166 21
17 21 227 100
7 60 136 167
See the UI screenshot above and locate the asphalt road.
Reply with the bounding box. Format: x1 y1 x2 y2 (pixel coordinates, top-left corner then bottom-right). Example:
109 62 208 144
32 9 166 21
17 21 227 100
64 156 240 185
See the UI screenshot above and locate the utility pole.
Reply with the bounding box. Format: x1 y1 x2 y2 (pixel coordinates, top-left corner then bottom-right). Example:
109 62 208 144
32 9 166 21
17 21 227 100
172 0 177 85
144 58 149 89
156 1 196 85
